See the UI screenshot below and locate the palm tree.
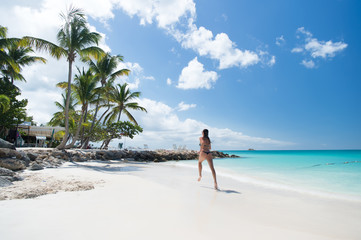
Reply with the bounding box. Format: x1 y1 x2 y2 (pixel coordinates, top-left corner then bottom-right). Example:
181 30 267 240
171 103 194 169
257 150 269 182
0 26 21 76
49 93 77 128
101 83 146 149
105 83 147 125
1 42 46 84
0 94 10 113
22 7 104 149
81 53 129 148
58 67 98 148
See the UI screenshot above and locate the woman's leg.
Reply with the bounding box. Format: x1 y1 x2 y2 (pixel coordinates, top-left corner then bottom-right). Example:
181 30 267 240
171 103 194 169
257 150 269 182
198 153 204 181
198 160 202 181
206 155 218 190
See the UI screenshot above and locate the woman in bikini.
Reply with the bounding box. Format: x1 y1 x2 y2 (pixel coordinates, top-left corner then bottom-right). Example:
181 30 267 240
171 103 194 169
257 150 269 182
198 129 218 190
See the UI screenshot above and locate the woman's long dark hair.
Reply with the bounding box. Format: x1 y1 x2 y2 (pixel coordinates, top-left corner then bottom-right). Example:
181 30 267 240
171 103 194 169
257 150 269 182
202 129 211 144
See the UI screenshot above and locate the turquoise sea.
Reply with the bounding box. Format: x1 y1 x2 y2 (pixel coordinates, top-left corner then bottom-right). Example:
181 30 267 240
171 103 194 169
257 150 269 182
176 150 361 200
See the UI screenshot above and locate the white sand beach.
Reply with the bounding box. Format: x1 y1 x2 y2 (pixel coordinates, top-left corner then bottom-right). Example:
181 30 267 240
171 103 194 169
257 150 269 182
1 160 361 240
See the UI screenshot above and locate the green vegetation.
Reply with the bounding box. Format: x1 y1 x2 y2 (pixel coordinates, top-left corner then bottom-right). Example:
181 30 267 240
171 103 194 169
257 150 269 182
0 7 147 148
0 80 28 138
0 25 39 138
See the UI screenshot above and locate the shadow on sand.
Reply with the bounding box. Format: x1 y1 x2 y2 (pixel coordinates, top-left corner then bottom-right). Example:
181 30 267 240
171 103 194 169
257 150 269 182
63 160 146 174
201 186 241 194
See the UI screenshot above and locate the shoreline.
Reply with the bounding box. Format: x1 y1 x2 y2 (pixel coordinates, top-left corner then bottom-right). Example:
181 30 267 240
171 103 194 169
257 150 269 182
1 160 361 239
167 160 361 202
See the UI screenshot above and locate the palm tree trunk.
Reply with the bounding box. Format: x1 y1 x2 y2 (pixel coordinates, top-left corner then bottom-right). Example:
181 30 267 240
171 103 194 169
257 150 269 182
80 105 88 145
103 138 111 149
65 107 85 149
81 94 100 149
57 60 73 149
117 108 123 122
96 101 110 125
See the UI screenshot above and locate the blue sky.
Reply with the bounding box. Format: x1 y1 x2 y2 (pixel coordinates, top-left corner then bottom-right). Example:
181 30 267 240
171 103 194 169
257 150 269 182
1 0 360 150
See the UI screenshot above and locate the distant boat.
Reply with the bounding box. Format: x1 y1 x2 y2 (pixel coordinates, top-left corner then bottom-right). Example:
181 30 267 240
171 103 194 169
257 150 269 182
248 148 255 151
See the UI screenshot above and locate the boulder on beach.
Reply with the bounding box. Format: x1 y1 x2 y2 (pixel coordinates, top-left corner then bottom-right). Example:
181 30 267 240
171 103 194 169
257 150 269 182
29 163 44 171
0 167 15 177
0 176 13 187
0 158 26 171
0 139 16 150
0 148 22 159
26 152 38 161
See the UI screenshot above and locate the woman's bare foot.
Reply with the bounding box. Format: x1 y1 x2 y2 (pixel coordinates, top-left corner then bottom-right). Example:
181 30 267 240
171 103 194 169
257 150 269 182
198 176 202 182
214 184 219 190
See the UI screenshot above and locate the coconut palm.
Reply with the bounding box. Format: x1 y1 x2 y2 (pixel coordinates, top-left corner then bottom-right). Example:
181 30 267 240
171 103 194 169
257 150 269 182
0 26 21 76
1 42 46 84
22 7 104 149
0 94 10 113
104 83 147 125
49 93 77 128
100 83 146 149
57 67 98 148
81 53 129 148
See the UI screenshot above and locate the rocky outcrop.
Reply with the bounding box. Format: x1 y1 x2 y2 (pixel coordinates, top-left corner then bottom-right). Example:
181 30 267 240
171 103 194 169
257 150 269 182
0 167 15 177
0 139 16 150
29 163 44 171
0 177 13 187
18 149 239 163
0 158 26 171
0 148 239 174
0 147 240 190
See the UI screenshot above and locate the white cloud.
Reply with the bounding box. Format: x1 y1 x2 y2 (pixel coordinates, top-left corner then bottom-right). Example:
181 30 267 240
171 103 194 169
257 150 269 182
275 35 285 46
268 56 276 66
177 101 196 111
305 38 348 59
301 60 316 69
114 0 196 28
116 62 154 89
291 47 303 53
166 78 172 85
297 27 312 38
109 0 267 70
179 25 260 69
293 27 347 67
177 57 218 90
113 98 293 150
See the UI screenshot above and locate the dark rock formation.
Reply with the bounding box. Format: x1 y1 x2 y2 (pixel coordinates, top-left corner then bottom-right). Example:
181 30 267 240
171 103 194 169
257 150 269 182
0 167 15 177
0 139 16 150
0 158 26 171
29 163 44 171
0 176 13 187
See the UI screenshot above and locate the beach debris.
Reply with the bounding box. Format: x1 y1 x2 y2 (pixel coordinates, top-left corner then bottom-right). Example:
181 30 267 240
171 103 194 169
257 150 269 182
0 173 95 200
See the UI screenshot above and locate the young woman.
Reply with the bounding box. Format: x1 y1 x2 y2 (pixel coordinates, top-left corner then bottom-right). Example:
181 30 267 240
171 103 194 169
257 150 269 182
198 129 218 190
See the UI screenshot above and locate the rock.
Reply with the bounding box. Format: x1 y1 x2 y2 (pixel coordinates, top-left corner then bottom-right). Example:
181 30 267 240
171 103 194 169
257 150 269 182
0 158 26 171
122 158 134 162
51 151 68 160
0 176 13 187
0 148 22 159
17 151 30 166
29 163 44 171
0 139 16 149
0 167 15 177
26 152 38 161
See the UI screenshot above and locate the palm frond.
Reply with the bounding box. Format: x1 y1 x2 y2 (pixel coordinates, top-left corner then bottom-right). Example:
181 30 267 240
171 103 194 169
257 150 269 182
20 36 66 59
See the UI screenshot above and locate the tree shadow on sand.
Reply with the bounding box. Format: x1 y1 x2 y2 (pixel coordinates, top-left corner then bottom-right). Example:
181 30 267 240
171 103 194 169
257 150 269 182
63 160 146 174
